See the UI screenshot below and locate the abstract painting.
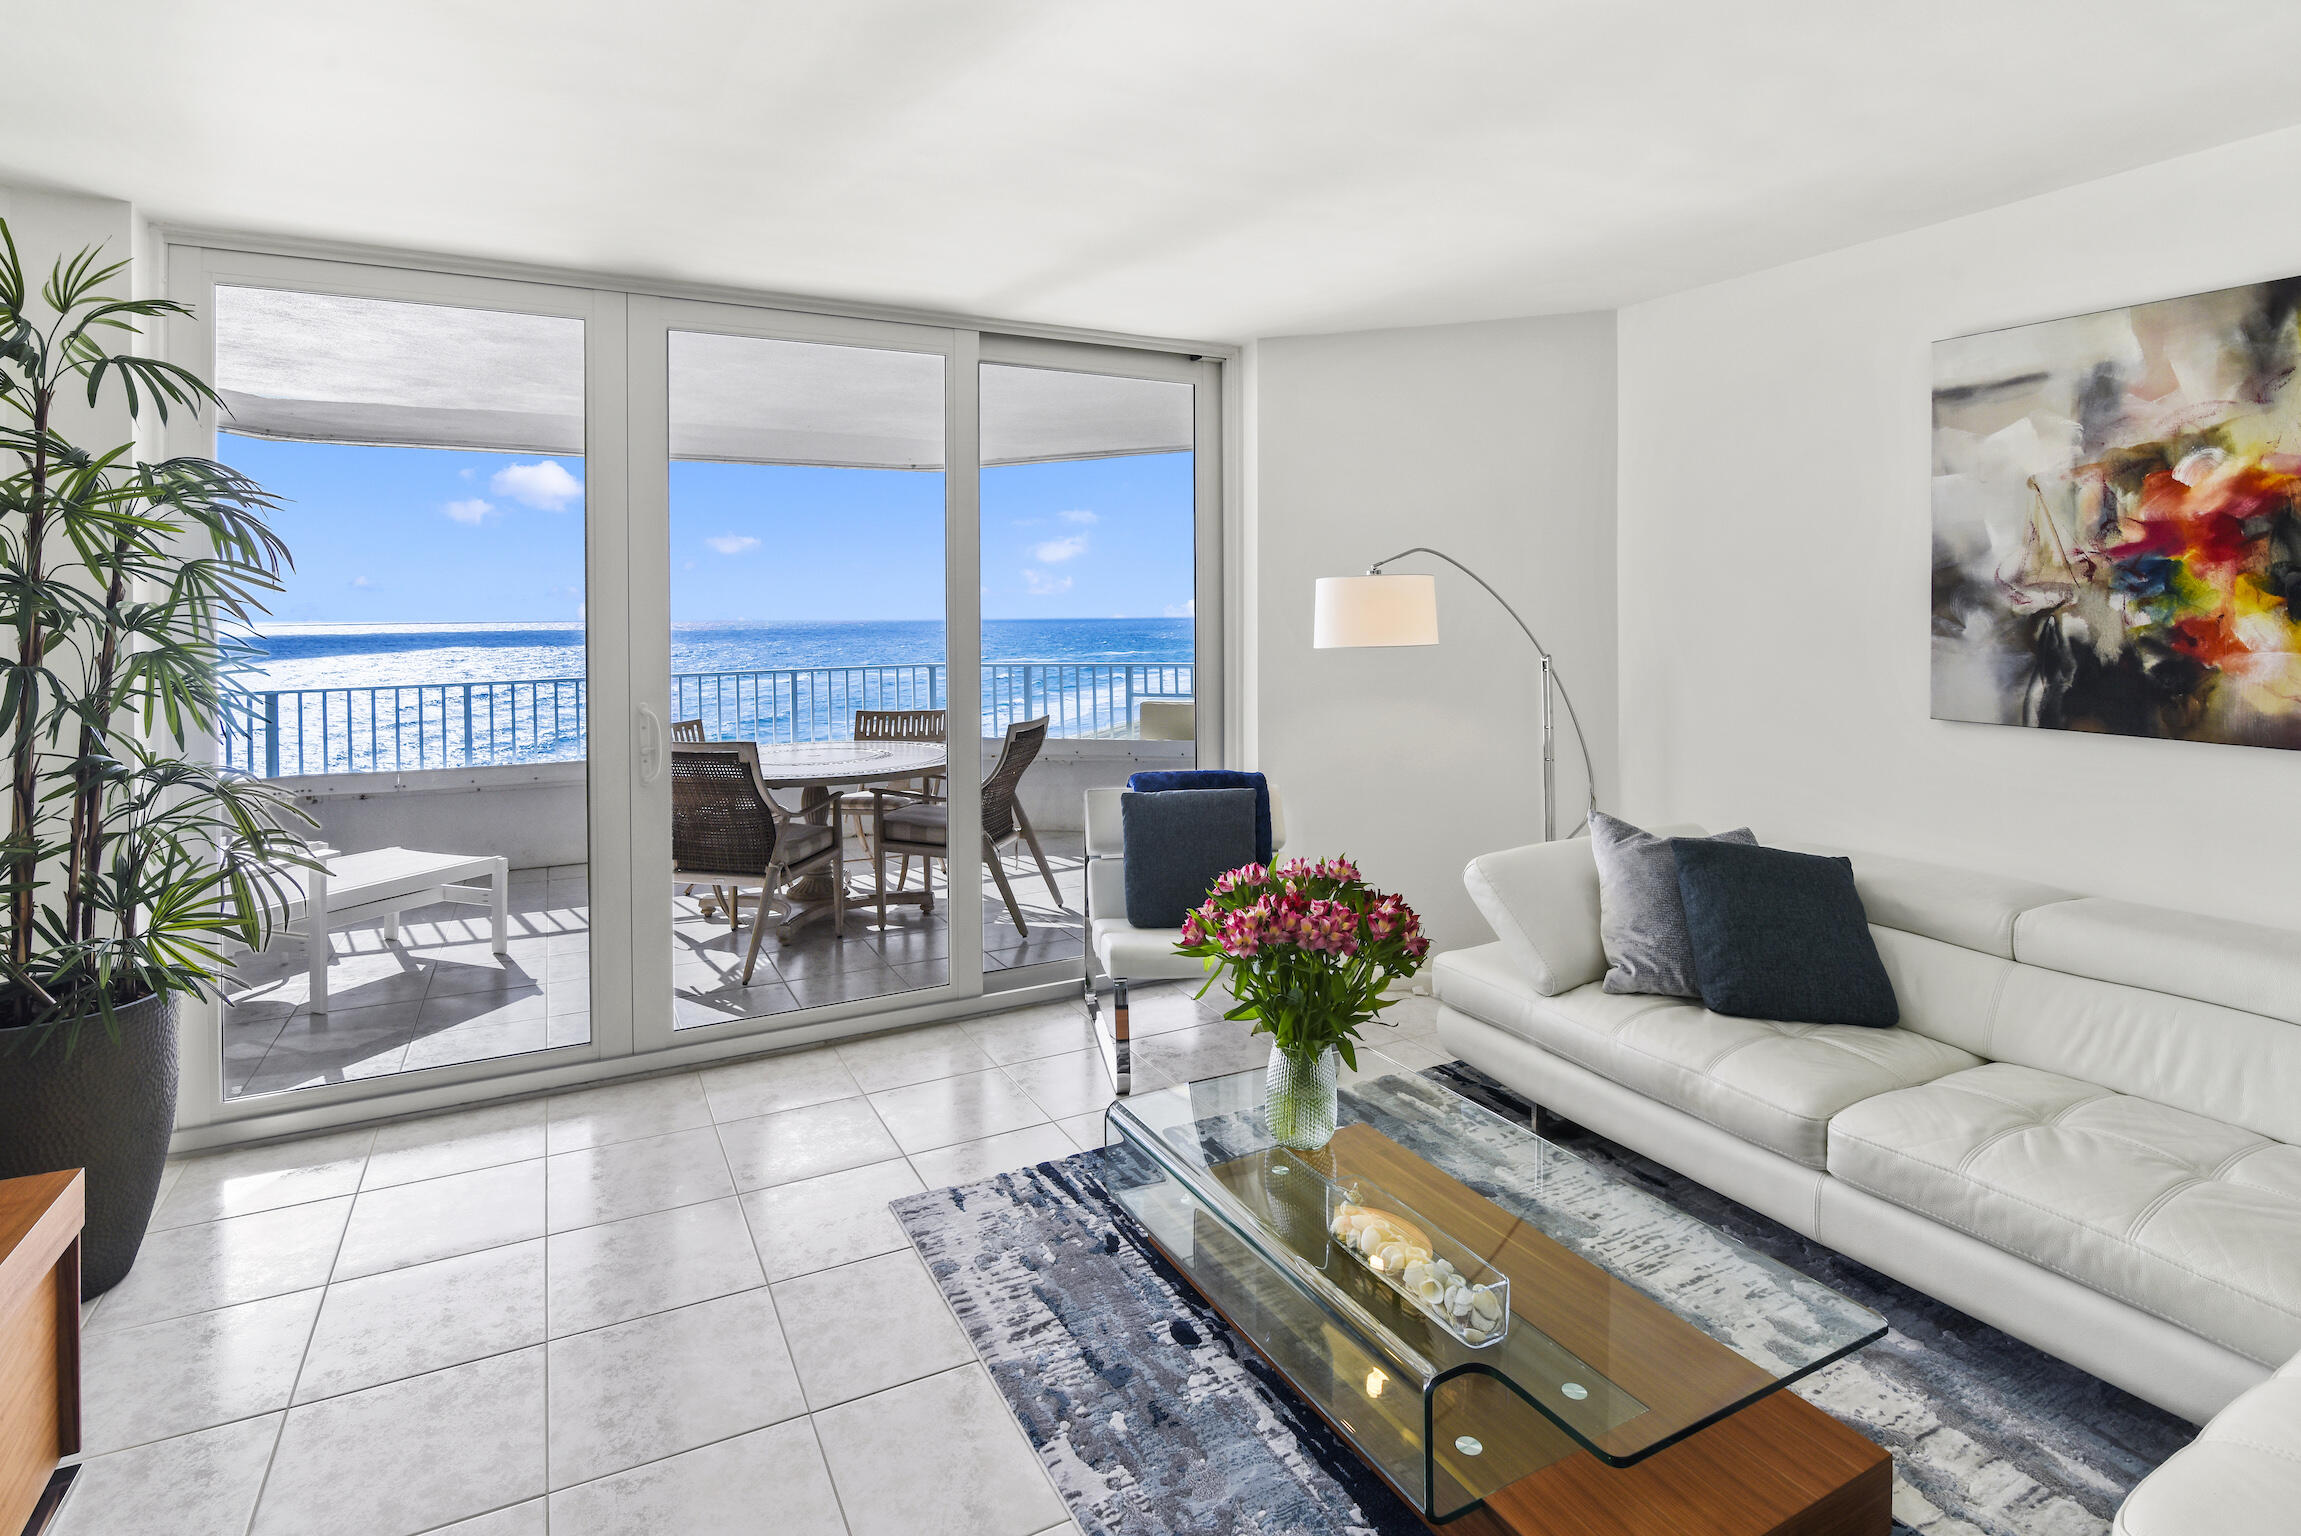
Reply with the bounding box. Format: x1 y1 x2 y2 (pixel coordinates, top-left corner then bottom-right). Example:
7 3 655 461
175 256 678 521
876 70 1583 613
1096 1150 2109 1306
1932 279 2301 750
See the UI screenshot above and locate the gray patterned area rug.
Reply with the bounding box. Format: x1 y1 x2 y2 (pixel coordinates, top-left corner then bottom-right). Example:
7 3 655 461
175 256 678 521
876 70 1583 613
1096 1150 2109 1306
892 1065 2195 1536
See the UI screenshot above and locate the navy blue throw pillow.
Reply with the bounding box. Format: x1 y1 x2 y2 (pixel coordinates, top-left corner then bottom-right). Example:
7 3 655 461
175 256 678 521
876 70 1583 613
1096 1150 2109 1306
1669 840 1899 1028
1121 787 1258 929
1126 770 1273 865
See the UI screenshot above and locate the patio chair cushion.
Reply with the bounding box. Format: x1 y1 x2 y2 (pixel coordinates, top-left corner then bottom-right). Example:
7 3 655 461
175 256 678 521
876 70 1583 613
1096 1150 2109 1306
880 801 949 847
779 823 839 864
1121 786 1257 928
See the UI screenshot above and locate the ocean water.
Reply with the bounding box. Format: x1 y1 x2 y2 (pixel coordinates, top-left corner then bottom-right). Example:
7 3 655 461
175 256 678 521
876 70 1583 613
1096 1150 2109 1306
240 617 1193 691
225 618 1196 774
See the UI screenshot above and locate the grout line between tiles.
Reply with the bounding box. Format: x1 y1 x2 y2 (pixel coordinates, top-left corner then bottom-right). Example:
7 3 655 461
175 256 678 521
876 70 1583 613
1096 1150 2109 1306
239 1142 363 1536
704 1092 853 1536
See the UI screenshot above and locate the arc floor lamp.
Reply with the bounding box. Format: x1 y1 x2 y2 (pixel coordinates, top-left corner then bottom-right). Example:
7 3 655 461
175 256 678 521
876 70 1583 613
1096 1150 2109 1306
1314 547 1597 841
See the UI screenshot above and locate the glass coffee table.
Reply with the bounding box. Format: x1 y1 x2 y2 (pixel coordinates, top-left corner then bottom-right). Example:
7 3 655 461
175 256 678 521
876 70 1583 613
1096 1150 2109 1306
1103 1061 1892 1533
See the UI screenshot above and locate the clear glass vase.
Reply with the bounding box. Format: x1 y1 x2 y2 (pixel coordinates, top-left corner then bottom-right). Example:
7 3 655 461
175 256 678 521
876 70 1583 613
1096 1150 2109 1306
1265 1043 1340 1151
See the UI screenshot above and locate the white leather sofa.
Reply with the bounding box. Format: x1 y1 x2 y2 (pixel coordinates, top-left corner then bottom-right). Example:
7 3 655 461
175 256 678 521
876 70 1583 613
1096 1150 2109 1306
1433 834 2301 1529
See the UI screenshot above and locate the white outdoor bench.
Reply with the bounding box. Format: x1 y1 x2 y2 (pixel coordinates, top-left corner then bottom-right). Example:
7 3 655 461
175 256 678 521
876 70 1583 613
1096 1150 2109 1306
262 846 510 1013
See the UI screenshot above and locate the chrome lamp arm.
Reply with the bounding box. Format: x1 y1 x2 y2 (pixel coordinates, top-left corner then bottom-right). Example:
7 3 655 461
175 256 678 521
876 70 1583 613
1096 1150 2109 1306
1366 545 1599 841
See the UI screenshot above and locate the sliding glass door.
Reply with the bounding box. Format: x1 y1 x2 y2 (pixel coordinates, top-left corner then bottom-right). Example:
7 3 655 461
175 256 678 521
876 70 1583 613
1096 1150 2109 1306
975 340 1223 989
165 249 633 1126
626 301 980 1052
166 243 1222 1133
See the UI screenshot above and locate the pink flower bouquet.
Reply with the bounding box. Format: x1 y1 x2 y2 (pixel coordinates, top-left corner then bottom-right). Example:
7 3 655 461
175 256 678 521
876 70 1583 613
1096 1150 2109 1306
1175 856 1430 1072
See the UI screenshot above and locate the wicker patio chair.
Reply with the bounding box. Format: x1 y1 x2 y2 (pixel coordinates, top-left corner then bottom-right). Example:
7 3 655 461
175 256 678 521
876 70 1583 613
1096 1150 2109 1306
671 741 844 984
671 719 709 898
869 716 1061 935
844 708 948 869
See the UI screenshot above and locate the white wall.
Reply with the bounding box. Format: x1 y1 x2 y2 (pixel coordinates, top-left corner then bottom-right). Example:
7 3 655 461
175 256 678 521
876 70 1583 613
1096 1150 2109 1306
0 185 144 455
1250 313 1618 951
1618 123 2301 923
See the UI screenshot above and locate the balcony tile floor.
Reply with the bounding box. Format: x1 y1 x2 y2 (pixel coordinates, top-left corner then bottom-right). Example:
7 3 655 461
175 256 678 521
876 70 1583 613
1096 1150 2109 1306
223 838 1087 1101
61 994 1453 1536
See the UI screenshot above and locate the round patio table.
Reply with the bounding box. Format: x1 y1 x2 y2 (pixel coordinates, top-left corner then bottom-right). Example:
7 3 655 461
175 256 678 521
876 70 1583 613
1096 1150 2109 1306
749 740 947 792
749 740 948 930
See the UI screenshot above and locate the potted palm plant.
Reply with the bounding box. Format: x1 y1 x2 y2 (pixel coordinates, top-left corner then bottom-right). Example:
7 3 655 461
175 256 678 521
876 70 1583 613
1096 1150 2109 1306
1178 857 1430 1151
0 224 311 1294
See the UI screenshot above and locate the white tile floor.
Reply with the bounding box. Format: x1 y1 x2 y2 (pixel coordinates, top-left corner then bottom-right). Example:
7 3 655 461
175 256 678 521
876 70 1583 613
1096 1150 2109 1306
62 986 1452 1536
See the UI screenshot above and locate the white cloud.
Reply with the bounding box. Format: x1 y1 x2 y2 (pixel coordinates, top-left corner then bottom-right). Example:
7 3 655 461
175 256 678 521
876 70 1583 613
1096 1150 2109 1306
1163 599 1194 618
705 534 761 555
1059 509 1098 525
490 459 583 511
1031 535 1088 564
681 560 696 571
1023 569 1072 596
444 498 495 525
349 575 373 589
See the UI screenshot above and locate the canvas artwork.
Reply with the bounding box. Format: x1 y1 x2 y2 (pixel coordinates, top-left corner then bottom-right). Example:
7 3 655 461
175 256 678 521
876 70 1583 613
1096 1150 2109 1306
1932 279 2301 750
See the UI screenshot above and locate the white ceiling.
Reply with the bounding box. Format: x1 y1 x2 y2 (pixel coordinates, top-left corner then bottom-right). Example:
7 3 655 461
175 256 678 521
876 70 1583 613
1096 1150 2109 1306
10 1 2301 343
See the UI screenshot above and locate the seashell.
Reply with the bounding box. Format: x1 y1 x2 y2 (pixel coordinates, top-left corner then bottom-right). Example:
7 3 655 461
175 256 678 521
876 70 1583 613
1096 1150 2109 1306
1470 1288 1503 1321
1416 1275 1445 1303
1335 1205 1432 1253
1376 1242 1408 1272
1400 1260 1428 1289
1464 1326 1488 1344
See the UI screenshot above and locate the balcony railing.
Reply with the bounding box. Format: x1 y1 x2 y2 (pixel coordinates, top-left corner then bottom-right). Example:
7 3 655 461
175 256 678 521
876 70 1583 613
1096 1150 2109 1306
218 662 1194 777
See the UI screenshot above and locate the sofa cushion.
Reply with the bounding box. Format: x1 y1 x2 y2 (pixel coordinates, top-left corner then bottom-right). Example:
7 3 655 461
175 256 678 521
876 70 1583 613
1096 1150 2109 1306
2016 897 2301 1028
1829 1063 2301 1367
1462 840 1607 998
1988 964 2301 1148
1868 926 2009 1057
2114 1351 2301 1536
1432 942 1979 1168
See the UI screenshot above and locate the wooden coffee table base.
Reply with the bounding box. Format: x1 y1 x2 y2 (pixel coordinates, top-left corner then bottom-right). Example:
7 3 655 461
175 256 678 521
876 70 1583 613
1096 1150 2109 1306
1443 1389 1891 1536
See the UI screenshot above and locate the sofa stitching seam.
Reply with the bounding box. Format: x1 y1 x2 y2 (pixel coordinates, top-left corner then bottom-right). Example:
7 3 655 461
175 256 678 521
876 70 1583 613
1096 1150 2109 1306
1952 1120 2045 1175
2201 1434 2301 1467
1934 1083 2267 1183
2125 1179 2206 1242
1980 961 2016 1061
1604 1031 1833 1129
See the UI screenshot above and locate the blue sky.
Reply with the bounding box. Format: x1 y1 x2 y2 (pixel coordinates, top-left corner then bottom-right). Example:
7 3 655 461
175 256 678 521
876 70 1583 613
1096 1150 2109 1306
218 433 1194 625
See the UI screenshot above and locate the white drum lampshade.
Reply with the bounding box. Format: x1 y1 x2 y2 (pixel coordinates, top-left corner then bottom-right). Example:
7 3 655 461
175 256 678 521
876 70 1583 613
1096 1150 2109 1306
1313 573 1440 648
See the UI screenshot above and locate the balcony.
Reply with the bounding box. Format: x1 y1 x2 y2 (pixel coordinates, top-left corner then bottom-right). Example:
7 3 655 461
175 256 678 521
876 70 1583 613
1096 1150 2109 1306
219 662 1187 1099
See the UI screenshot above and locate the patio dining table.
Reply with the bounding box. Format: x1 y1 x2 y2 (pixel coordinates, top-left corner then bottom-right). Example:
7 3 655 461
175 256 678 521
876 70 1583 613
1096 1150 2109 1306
748 739 948 929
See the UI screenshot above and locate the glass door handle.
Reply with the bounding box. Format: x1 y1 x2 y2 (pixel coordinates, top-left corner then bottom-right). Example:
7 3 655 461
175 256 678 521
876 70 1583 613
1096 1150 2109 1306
637 703 666 785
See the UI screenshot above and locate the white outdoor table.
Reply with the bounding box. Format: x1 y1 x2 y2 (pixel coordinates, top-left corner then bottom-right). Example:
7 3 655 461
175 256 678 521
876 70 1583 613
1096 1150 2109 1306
281 846 510 1012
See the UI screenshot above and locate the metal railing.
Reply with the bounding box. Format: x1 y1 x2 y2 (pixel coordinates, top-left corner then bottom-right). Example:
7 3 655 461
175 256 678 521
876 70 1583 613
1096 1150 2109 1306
218 661 1194 777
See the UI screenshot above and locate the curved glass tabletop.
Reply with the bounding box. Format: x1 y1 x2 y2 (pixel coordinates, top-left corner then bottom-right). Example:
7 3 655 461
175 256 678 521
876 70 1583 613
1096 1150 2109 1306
1102 1064 1886 1519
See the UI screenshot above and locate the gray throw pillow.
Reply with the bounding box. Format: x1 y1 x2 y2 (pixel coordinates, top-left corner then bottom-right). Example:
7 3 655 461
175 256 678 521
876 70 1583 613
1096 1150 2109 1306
1121 787 1258 929
1589 811 1756 998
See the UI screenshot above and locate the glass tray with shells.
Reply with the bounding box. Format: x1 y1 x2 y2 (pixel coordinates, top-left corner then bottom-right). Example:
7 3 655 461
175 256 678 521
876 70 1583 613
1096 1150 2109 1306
1324 1177 1510 1348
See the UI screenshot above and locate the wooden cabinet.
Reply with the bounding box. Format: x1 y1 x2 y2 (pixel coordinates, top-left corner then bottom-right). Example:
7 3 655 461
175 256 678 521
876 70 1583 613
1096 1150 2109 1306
0 1172 82 1536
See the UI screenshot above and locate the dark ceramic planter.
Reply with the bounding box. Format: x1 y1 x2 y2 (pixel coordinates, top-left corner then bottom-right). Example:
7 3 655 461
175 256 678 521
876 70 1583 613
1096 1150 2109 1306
0 991 180 1296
